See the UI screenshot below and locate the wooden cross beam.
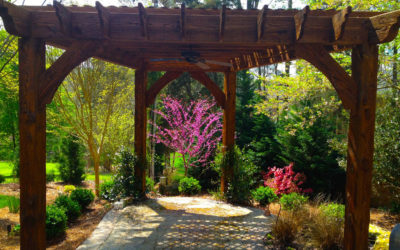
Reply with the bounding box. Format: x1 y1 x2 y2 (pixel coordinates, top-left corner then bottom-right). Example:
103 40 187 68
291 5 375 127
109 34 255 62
219 5 226 42
146 71 183 107
294 6 310 41
53 1 72 37
332 7 352 41
369 10 400 43
96 1 111 39
180 3 185 40
138 3 148 40
257 5 268 42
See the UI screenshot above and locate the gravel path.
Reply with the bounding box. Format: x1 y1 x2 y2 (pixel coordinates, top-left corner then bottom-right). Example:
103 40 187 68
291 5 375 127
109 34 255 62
78 197 274 249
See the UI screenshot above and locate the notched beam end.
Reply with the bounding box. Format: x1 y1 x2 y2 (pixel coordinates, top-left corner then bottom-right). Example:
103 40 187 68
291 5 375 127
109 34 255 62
0 0 31 36
53 0 72 37
180 3 185 40
219 5 226 42
294 5 310 41
369 10 400 44
257 5 268 41
138 2 148 40
95 1 111 39
332 6 352 41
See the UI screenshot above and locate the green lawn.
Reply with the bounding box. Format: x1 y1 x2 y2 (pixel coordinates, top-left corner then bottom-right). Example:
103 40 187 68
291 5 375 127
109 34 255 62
0 161 112 184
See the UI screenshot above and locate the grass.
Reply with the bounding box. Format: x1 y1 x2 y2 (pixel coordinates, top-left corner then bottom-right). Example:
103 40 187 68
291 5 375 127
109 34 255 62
0 161 112 184
0 194 17 209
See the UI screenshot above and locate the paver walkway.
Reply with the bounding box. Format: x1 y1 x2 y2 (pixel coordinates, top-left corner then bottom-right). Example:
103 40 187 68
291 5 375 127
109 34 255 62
78 197 274 249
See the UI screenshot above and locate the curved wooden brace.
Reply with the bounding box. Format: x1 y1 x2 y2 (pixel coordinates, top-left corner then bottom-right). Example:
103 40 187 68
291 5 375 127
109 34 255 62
295 44 356 111
369 10 400 44
145 71 183 107
190 71 226 108
39 41 99 105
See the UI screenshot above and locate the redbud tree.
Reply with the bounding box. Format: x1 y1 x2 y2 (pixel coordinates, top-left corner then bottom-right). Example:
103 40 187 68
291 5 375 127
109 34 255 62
149 96 222 176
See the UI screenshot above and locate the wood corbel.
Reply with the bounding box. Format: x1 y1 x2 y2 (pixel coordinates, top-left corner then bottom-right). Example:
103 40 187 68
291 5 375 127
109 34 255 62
294 6 310 41
145 71 183 107
53 1 72 37
95 1 111 39
0 0 31 36
368 10 400 44
39 41 100 105
257 5 268 41
219 5 226 42
189 71 226 108
295 44 356 111
332 7 352 41
138 3 148 40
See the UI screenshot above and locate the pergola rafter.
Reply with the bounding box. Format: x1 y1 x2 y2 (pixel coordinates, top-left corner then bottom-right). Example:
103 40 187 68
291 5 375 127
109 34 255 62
0 1 400 249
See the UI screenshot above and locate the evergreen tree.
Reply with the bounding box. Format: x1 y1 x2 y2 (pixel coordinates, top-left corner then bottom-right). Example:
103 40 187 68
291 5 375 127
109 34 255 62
58 135 86 185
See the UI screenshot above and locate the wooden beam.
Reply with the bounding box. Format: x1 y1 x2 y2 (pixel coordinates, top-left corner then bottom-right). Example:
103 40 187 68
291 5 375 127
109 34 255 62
332 7 352 41
138 3 148 40
219 5 226 42
95 1 111 39
369 10 400 43
134 64 147 196
146 71 183 107
344 43 378 249
18 37 46 250
257 5 268 41
180 3 185 40
40 41 99 105
189 71 226 108
294 6 310 40
53 1 72 37
295 44 356 110
221 71 236 193
0 0 31 36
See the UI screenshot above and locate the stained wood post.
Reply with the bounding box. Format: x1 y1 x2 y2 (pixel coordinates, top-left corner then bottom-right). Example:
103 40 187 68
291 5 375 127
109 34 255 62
19 37 47 250
134 65 147 196
344 43 378 249
221 71 236 193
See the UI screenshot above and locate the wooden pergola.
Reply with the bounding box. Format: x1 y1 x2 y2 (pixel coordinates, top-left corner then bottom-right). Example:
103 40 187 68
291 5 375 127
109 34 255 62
0 0 399 249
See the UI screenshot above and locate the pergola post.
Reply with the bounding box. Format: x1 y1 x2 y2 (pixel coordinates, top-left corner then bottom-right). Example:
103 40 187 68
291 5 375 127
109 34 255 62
18 38 47 250
221 71 236 193
344 43 378 249
134 65 148 196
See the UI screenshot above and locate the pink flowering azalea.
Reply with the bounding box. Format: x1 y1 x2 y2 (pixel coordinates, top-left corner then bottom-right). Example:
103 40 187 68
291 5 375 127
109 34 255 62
262 163 312 195
149 96 222 176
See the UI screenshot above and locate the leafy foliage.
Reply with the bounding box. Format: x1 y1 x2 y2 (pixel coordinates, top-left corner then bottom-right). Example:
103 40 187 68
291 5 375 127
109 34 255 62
63 185 76 194
7 196 19 213
114 150 138 198
100 181 120 202
46 205 67 239
0 174 5 183
70 188 94 209
178 177 201 195
58 135 85 184
54 194 81 221
279 193 308 211
252 186 278 206
46 170 57 183
319 203 345 221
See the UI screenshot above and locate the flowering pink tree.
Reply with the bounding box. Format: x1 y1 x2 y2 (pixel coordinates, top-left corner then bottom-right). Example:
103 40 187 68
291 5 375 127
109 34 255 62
262 163 312 195
149 96 222 176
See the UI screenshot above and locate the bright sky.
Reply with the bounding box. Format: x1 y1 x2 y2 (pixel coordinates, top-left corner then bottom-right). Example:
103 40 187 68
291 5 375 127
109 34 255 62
13 0 305 9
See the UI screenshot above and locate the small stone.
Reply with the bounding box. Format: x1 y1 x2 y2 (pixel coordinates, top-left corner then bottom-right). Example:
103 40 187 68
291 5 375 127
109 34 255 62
390 224 400 250
114 201 123 210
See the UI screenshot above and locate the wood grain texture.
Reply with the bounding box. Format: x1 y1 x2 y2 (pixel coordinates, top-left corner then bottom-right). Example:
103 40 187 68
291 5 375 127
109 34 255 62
369 10 400 43
53 0 72 36
0 0 30 36
221 71 236 193
189 71 226 108
332 7 352 41
180 3 185 40
40 41 99 105
219 5 226 42
96 1 111 39
134 65 147 195
257 5 268 41
146 71 183 107
295 44 356 110
138 3 148 40
344 43 378 250
18 37 47 250
294 6 310 40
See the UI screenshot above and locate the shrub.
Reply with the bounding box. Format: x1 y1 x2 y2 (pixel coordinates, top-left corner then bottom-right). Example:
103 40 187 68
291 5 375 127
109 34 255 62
64 185 76 194
114 150 138 198
58 135 85 185
252 186 278 206
319 203 345 221
9 224 20 236
280 193 308 211
271 210 305 246
146 177 155 193
178 177 201 195
46 170 56 183
0 174 5 183
100 180 121 202
54 194 81 221
46 205 67 239
70 188 94 209
7 196 20 213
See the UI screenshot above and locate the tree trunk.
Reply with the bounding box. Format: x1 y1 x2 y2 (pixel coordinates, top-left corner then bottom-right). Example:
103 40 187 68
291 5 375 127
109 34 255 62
182 154 188 176
94 157 100 197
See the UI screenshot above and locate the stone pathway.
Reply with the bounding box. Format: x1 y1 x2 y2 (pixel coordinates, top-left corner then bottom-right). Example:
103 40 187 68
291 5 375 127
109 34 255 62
78 197 274 249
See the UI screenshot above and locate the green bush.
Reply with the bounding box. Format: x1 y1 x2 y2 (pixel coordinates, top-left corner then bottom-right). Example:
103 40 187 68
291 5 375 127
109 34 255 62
58 135 85 185
280 193 308 211
64 185 76 194
178 177 201 195
46 205 67 239
7 196 20 213
0 174 5 183
70 188 94 209
46 170 56 183
100 180 121 202
146 177 155 193
319 203 345 220
114 150 138 198
9 224 20 236
54 194 81 221
252 186 278 206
